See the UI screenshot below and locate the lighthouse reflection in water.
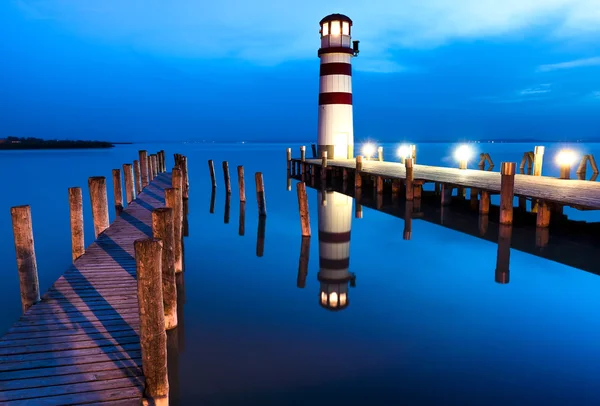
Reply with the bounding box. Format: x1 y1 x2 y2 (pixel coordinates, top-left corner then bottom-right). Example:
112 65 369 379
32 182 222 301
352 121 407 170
317 190 356 311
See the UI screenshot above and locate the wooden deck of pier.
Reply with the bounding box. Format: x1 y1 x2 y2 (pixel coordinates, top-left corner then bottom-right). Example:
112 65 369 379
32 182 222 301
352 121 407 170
296 158 600 209
0 172 173 405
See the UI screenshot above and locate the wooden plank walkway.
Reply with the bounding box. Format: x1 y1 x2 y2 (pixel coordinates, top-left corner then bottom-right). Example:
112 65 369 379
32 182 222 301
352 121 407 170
0 172 173 405
299 159 600 209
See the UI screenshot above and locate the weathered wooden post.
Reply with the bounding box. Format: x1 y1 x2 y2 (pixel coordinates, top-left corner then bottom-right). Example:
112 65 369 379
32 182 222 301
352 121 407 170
237 166 246 202
495 225 512 284
536 201 551 228
256 216 266 257
10 205 40 313
222 161 232 194
208 159 217 188
377 146 383 162
405 158 414 201
533 146 544 176
300 146 306 162
499 162 516 225
148 155 155 182
139 150 149 188
165 188 183 274
410 145 417 164
296 182 311 237
134 238 169 406
68 187 85 262
311 143 317 158
239 202 246 236
559 161 572 180
297 237 310 288
123 164 135 204
376 176 384 195
88 176 109 237
459 158 467 170
391 179 401 201
479 190 490 215
152 208 178 330
255 172 267 217
179 156 189 200
161 150 167 172
355 155 363 189
134 159 142 194
287 148 292 172
152 154 158 178
112 169 124 216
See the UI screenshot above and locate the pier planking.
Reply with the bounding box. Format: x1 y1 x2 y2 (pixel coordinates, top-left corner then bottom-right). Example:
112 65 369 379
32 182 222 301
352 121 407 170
0 173 173 405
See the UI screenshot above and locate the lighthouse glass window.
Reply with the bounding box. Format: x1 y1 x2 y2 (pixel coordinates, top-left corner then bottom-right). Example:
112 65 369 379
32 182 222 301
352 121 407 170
330 21 341 36
322 23 329 36
342 22 350 35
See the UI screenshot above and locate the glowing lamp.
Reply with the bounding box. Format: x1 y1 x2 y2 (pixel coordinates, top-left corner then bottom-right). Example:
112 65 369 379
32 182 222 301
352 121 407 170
362 143 375 160
397 145 411 160
454 144 473 169
555 149 578 179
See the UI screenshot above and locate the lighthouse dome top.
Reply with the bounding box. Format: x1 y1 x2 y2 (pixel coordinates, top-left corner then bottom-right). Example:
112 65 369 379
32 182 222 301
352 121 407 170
320 13 353 26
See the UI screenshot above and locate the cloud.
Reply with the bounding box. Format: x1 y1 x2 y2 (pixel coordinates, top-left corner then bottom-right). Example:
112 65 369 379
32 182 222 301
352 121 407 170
519 84 552 95
354 59 407 74
537 57 600 72
12 0 600 67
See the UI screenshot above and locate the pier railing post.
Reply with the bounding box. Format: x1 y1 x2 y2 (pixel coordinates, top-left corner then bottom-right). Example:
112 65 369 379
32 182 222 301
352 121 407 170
499 162 516 225
112 169 124 216
152 208 178 330
134 238 169 406
377 146 383 162
134 159 142 194
405 158 414 201
410 145 417 164
300 146 306 162
297 182 311 237
68 187 85 262
88 176 110 237
287 148 292 172
237 166 246 202
223 161 232 194
355 155 363 189
255 172 267 217
533 146 544 176
479 190 490 215
165 187 183 274
139 150 149 189
148 155 155 182
10 205 40 313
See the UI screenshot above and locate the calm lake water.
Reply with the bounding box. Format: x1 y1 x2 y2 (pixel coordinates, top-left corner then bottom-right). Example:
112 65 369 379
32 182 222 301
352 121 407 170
1 142 600 405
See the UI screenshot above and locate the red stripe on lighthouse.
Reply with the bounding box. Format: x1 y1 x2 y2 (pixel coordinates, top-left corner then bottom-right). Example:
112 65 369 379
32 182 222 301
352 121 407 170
319 231 351 243
318 47 355 57
319 92 352 105
320 63 352 76
319 257 350 270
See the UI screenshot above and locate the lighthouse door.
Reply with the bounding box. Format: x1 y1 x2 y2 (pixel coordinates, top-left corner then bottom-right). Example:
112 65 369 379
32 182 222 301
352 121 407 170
333 133 349 159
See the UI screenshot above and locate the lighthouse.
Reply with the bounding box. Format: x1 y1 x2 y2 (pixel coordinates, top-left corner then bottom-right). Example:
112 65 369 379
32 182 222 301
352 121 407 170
317 14 359 160
317 190 355 311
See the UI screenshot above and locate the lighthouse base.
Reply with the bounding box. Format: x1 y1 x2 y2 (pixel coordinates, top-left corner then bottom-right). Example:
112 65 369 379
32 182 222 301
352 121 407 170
317 144 354 160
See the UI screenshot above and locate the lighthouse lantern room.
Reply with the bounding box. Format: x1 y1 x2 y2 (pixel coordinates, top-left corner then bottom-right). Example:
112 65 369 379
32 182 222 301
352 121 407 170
317 13 358 160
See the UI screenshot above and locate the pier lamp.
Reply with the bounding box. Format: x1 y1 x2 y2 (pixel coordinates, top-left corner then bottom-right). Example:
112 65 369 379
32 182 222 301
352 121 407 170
362 143 375 160
397 145 411 164
454 144 473 169
555 149 578 179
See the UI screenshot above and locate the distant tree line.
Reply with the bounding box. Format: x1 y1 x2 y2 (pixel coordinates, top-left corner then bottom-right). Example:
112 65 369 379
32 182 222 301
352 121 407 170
0 136 115 150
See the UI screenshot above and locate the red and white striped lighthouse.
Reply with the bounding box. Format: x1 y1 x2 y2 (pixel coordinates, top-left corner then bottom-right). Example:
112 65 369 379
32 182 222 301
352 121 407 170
317 13 359 160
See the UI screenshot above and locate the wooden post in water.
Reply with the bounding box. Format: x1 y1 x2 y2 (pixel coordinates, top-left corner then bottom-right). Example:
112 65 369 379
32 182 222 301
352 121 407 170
10 205 40 313
112 169 124 216
152 154 159 177
311 143 317 158
139 150 149 188
134 238 169 406
88 176 109 238
208 159 217 188
559 162 571 180
180 156 189 199
152 208 178 331
237 166 246 202
376 176 384 194
377 146 383 162
296 182 311 237
300 146 306 163
536 201 551 228
479 191 490 214
287 148 292 172
123 164 135 203
165 188 183 274
222 161 231 194
68 187 85 262
148 155 155 182
495 225 512 284
355 155 363 189
410 145 417 164
499 162 516 225
134 159 142 194
533 146 544 176
297 237 310 288
405 158 414 201
255 172 267 217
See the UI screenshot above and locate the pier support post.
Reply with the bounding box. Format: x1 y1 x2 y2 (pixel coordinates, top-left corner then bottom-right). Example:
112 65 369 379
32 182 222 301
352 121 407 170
68 187 85 262
287 148 292 172
441 184 452 206
392 179 401 201
223 161 232 194
533 146 544 176
148 155 155 182
139 150 149 189
376 176 384 194
355 156 363 189
88 176 109 238
300 146 306 163
237 166 246 202
165 188 183 274
479 191 490 214
499 162 516 225
405 158 414 201
152 208 178 330
10 205 40 313
179 156 189 199
297 182 311 237
536 201 551 228
208 159 217 188
112 169 124 216
255 172 267 217
123 164 135 204
470 188 479 210
134 159 142 194
377 146 383 162
134 238 169 406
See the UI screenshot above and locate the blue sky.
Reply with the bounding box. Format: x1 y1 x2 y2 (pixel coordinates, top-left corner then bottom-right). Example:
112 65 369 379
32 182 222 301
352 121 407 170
1 0 599 142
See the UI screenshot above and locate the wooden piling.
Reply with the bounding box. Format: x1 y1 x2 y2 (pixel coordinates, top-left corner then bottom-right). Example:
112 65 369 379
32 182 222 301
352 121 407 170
377 146 383 162
152 208 178 331
237 166 246 202
134 238 169 406
255 172 267 217
533 146 544 176
123 164 135 204
134 159 142 195
179 156 189 199
536 201 551 228
287 148 292 172
405 158 414 201
499 162 516 225
10 205 40 313
376 176 384 194
355 155 363 189
297 182 311 237
148 155 155 182
536 227 550 249
479 191 490 214
164 188 183 274
559 163 571 180
88 176 109 238
297 237 310 288
112 169 124 216
300 146 306 162
208 159 216 188
410 145 417 164
139 150 149 188
222 161 232 194
68 187 85 262
239 202 246 236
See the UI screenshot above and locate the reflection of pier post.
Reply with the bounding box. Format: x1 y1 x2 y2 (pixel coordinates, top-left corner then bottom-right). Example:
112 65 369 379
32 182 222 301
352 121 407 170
224 193 231 224
478 214 488 236
495 225 512 284
176 272 186 350
183 198 189 238
167 328 180 406
403 201 413 240
535 227 549 250
239 202 246 236
297 237 311 288
256 217 266 257
209 187 216 214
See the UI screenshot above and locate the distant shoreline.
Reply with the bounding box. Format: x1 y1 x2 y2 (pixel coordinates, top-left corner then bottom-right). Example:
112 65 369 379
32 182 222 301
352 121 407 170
0 137 133 150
